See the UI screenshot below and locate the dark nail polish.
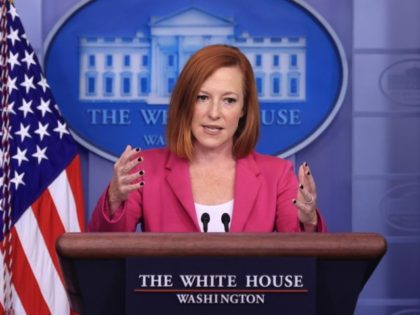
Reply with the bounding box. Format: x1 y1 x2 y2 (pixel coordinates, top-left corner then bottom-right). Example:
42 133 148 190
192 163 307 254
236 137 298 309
135 147 140 152
304 162 308 167
307 171 311 176
139 181 145 187
138 157 143 162
299 184 304 190
292 199 297 204
139 170 145 176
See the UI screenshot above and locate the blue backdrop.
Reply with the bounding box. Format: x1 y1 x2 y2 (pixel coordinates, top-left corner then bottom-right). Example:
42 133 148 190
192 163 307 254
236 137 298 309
15 0 420 314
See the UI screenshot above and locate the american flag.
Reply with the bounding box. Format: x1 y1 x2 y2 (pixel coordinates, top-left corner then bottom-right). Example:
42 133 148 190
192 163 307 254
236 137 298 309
0 1 85 314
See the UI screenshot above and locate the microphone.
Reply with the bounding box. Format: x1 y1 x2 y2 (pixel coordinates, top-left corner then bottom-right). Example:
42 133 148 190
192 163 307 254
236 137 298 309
221 213 230 232
201 213 210 233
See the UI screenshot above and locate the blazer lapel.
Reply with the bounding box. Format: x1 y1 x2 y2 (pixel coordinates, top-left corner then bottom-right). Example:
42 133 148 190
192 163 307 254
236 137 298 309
165 152 200 231
230 153 261 232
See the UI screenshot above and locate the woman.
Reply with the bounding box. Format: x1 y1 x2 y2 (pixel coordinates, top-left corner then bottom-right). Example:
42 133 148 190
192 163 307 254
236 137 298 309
89 45 326 233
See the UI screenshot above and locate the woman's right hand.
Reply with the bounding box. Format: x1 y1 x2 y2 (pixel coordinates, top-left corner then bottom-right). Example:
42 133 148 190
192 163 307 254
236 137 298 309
107 145 145 216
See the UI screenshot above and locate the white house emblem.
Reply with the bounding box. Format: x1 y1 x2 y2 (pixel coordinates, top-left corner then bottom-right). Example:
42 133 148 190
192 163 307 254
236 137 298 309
45 1 347 160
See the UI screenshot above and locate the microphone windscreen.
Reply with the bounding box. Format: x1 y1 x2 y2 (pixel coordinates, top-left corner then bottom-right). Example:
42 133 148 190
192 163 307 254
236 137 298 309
201 212 210 224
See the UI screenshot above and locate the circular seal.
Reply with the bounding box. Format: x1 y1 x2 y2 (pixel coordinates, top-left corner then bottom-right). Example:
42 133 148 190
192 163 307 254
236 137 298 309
380 59 420 106
380 183 420 233
45 0 347 161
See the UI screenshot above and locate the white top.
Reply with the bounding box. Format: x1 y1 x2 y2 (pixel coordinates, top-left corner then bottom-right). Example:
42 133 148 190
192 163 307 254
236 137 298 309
195 200 234 232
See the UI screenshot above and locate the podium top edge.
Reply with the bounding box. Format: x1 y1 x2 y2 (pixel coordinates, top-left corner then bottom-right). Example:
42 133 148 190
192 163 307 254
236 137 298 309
56 232 387 260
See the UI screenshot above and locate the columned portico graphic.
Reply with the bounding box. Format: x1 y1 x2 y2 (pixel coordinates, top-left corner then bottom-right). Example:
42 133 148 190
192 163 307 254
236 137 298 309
79 7 306 104
47 0 346 159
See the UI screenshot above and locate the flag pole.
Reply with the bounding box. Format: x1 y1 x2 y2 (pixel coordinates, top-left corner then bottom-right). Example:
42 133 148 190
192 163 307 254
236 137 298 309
1 0 14 313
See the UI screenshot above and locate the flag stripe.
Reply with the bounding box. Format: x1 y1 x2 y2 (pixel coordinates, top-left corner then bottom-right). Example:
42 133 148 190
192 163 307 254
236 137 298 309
31 189 66 285
49 169 81 233
0 251 23 315
15 210 69 315
12 285 27 315
65 156 85 231
10 228 51 315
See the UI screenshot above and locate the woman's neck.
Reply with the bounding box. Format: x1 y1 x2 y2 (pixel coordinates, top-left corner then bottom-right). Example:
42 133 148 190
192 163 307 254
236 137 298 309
191 145 235 166
189 145 236 205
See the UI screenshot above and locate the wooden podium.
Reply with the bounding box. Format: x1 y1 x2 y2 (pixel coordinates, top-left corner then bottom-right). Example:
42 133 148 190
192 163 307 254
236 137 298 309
56 233 386 315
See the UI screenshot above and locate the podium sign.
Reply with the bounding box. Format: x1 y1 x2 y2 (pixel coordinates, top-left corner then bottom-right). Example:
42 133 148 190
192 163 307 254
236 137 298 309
126 257 316 315
56 233 387 315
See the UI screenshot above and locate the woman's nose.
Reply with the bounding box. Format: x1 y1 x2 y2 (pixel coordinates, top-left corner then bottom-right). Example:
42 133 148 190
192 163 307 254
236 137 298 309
208 101 221 119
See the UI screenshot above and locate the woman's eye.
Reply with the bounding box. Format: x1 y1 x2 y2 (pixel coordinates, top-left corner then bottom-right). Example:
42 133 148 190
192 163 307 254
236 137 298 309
225 97 237 104
197 95 208 102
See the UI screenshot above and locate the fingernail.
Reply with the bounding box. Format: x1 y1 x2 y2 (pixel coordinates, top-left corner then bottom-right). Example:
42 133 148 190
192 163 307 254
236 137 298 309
139 181 145 187
299 184 304 190
306 171 311 176
292 199 297 204
139 170 145 176
138 157 143 162
135 147 140 152
304 162 308 167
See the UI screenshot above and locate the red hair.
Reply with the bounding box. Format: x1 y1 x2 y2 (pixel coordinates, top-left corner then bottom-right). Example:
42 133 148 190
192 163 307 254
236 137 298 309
166 45 260 160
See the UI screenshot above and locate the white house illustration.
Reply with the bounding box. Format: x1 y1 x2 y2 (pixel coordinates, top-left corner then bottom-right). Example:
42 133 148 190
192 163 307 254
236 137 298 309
79 7 306 104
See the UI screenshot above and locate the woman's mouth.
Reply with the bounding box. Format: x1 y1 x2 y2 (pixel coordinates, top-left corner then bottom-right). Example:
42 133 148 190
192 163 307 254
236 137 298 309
203 125 223 134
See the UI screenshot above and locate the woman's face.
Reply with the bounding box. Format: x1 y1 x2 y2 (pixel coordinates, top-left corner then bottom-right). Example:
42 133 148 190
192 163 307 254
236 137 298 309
191 66 244 155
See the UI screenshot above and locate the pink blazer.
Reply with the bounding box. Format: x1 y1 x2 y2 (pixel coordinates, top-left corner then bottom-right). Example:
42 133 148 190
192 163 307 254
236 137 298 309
89 148 326 232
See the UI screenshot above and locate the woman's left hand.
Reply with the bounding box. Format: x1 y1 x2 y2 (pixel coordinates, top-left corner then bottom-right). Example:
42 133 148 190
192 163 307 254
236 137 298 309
293 162 318 227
